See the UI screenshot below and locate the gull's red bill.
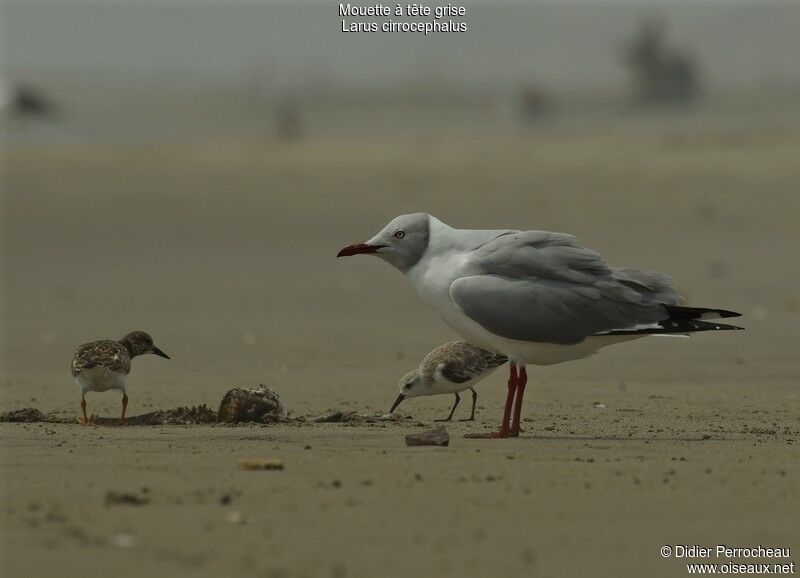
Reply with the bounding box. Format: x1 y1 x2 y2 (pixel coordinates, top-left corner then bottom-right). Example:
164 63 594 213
337 243 385 257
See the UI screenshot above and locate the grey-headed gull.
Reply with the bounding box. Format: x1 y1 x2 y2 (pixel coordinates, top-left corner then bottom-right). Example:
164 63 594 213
338 213 743 438
390 340 507 421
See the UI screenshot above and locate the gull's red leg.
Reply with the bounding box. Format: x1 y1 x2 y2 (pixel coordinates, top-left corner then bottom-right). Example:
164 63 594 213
510 366 527 436
465 363 517 439
500 364 518 433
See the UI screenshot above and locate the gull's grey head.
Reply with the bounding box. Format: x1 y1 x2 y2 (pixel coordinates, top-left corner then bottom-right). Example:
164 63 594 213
337 213 431 272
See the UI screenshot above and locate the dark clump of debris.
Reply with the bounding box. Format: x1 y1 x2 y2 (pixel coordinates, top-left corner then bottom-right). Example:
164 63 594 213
0 405 216 425
311 411 401 424
113 405 217 426
159 404 217 425
72 405 216 426
0 408 51 423
217 385 286 424
405 425 450 447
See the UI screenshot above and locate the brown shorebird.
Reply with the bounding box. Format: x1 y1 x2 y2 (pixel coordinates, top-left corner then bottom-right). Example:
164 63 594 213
71 331 170 425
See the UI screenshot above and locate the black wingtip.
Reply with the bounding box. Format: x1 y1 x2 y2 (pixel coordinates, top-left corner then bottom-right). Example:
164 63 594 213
665 305 743 321
713 323 745 331
602 319 744 336
717 309 742 318
690 320 744 332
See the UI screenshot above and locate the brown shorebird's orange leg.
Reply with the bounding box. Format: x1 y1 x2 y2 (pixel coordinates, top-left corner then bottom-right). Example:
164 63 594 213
465 363 518 439
510 366 528 436
79 395 90 425
120 392 128 425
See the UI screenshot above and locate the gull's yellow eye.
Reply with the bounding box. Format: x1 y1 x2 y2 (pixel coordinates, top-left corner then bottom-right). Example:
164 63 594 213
394 230 406 239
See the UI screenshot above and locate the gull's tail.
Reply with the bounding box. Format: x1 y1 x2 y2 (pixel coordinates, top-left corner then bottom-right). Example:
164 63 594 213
600 305 744 336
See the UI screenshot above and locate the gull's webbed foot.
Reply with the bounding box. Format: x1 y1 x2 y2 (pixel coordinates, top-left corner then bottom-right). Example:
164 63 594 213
464 427 514 439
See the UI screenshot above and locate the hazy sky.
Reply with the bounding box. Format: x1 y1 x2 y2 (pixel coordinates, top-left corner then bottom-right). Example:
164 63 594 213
3 1 798 92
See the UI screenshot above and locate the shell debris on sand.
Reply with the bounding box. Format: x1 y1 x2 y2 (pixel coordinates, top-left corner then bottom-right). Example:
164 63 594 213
218 385 286 423
0 408 50 423
0 405 215 425
238 458 284 471
103 405 215 425
405 425 450 447
312 411 401 423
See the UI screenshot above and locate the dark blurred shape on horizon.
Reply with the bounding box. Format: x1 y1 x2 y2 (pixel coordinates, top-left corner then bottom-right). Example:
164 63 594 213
623 18 698 106
0 81 57 120
517 85 554 124
274 96 304 143
10 84 57 117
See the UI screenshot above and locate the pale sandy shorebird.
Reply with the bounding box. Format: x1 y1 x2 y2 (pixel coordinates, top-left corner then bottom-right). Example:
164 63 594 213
71 331 170 425
390 340 508 421
338 213 743 439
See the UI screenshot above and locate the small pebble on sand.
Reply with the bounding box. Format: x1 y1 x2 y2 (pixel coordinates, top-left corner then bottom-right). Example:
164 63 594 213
405 425 449 447
113 533 135 548
238 458 284 471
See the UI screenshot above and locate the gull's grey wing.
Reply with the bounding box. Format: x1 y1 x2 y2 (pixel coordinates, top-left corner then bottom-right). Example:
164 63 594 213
611 268 682 306
450 275 669 344
471 231 611 284
473 231 680 298
451 275 671 344
450 231 682 344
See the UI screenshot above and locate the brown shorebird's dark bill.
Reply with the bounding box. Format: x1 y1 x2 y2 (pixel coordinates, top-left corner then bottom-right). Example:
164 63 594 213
389 393 406 413
152 346 170 359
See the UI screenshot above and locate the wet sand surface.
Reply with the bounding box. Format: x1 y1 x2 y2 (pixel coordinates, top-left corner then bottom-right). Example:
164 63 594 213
2 111 799 576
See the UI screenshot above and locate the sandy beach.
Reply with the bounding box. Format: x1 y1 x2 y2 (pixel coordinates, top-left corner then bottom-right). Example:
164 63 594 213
2 110 799 576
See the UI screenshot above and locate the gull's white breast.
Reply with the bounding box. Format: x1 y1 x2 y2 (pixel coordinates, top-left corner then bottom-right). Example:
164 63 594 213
75 366 127 393
407 248 512 352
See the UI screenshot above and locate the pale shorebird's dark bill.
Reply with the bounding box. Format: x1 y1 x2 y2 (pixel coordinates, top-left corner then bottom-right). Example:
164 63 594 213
390 393 406 413
152 346 170 359
337 243 385 257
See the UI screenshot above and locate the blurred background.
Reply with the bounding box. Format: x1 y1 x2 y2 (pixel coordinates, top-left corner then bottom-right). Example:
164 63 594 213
1 0 799 416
